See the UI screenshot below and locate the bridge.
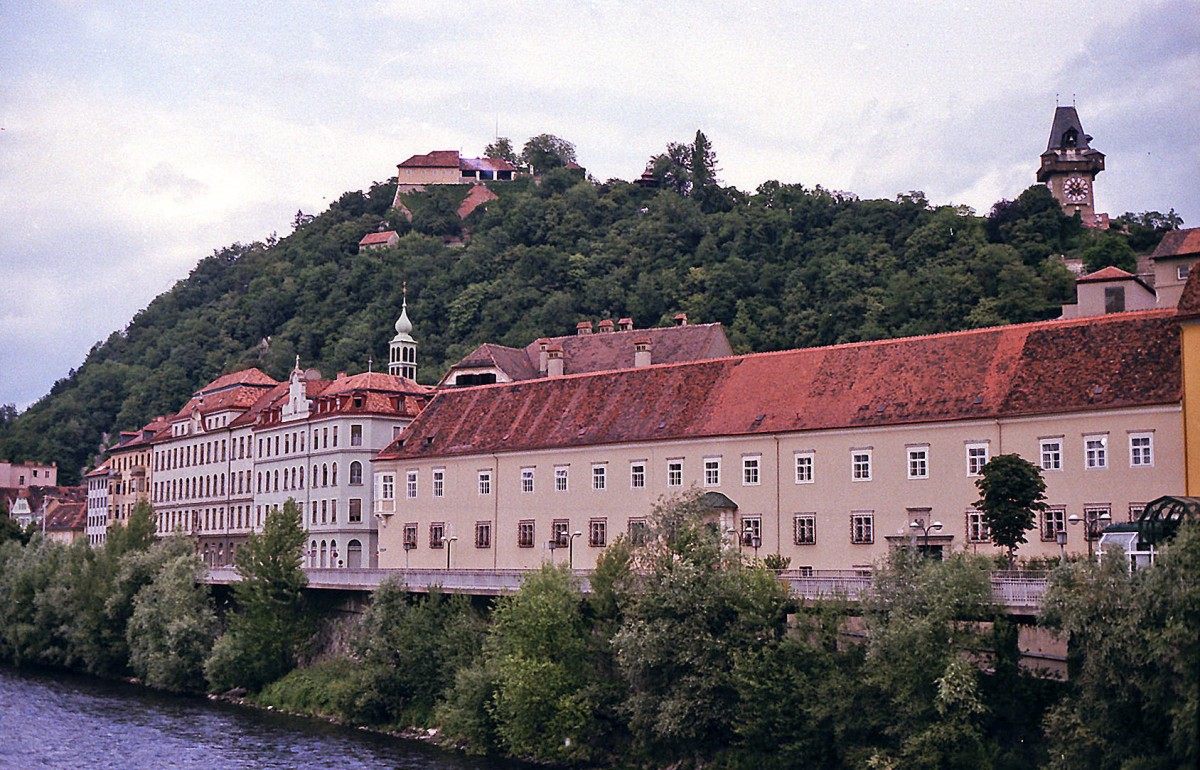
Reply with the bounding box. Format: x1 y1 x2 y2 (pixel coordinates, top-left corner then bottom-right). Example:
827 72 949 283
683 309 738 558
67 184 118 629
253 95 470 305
206 567 1050 614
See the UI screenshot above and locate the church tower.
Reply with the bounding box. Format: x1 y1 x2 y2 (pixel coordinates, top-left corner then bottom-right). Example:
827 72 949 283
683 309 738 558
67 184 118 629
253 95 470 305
1037 105 1105 222
389 285 418 381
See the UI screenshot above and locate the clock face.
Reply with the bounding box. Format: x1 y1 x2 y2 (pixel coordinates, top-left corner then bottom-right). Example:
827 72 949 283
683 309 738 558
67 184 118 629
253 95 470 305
1063 176 1090 202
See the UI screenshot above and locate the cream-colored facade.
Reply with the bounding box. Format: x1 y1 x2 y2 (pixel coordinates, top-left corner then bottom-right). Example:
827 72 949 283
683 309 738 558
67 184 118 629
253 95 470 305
376 404 1183 571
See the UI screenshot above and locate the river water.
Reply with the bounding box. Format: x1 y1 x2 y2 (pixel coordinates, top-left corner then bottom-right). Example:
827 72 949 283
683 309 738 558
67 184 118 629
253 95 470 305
0 666 525 770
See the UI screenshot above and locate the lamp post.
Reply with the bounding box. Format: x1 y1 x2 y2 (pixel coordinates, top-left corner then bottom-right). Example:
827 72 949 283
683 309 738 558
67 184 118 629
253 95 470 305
446 535 458 570
403 540 414 570
569 530 582 570
743 523 762 560
548 538 559 562
1056 529 1068 563
1069 511 1111 560
909 518 943 558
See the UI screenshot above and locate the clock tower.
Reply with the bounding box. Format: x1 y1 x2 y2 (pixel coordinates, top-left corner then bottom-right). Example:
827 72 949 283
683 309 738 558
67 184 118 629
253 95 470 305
1037 105 1105 222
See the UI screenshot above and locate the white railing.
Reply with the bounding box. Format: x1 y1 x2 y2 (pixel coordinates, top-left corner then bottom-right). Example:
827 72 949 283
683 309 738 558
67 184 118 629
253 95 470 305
205 567 1046 609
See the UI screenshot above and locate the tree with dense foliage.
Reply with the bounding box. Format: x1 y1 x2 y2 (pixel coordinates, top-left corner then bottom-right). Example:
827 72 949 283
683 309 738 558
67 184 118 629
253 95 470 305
520 133 576 175
205 499 309 692
1039 522 1200 770
976 454 1048 567
483 137 519 167
125 540 217 692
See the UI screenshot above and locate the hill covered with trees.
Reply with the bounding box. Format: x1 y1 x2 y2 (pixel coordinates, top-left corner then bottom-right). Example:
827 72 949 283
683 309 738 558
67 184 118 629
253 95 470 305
0 133 1180 484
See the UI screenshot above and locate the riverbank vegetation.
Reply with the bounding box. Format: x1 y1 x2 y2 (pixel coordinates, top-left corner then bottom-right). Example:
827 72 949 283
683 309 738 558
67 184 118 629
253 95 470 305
1 493 1196 768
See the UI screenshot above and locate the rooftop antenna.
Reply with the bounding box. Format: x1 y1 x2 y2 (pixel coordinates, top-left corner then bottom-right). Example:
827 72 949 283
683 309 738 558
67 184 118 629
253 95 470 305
1072 93 1077 108
1055 92 1060 107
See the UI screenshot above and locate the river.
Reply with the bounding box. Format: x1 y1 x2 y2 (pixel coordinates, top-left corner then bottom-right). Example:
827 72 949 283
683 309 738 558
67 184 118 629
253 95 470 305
0 666 527 769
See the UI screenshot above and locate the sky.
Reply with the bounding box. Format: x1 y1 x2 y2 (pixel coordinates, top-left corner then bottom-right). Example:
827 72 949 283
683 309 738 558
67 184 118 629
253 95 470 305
1 0 1197 411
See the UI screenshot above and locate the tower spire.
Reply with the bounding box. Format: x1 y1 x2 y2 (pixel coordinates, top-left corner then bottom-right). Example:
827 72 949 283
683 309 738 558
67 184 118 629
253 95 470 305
389 282 418 380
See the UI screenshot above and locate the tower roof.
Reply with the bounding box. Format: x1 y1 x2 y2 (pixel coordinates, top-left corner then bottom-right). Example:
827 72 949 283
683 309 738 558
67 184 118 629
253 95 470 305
1046 106 1093 151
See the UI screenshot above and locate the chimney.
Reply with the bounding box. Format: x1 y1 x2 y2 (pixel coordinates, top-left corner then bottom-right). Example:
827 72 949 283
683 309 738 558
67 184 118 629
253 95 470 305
537 339 549 374
634 338 652 368
337 371 347 380
576 321 593 335
674 312 688 326
598 319 614 333
617 317 634 331
547 344 565 378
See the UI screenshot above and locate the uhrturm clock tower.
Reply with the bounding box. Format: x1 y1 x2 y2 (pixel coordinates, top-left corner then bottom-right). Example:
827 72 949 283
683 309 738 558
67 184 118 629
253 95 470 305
1037 105 1105 222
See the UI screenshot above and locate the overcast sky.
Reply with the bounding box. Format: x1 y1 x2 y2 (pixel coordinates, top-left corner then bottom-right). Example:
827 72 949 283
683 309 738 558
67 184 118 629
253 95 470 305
2 1 1197 411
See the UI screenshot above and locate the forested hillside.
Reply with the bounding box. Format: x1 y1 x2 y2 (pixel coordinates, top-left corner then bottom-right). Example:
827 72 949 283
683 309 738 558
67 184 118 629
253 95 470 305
0 141 1177 484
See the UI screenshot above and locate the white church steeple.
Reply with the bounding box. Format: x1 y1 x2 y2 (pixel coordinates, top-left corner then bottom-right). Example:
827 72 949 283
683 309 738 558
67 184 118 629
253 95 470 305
389 283 418 380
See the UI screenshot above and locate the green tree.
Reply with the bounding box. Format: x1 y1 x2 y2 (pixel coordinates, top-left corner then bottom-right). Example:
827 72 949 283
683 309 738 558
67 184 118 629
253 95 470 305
612 492 791 763
483 137 519 166
205 499 309 693
1081 232 1137 274
521 134 576 176
126 543 217 692
975 454 1048 567
1040 522 1200 770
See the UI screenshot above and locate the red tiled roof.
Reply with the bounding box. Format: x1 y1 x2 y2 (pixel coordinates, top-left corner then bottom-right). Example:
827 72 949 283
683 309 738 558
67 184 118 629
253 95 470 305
460 156 517 173
1078 266 1135 282
380 311 1180 461
359 231 398 246
45 501 86 532
458 184 498 219
1150 227 1200 260
399 150 461 169
319 372 430 398
201 368 277 394
164 369 281 427
443 323 732 383
85 460 110 478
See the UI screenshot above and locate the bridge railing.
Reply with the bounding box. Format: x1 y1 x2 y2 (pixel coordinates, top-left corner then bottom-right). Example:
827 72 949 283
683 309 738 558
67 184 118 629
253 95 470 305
206 566 1048 609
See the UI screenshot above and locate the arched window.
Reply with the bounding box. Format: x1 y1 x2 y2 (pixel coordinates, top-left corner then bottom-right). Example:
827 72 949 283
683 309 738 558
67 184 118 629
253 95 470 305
273 469 280 492
350 461 363 485
347 539 363 569
332 463 338 486
322 464 329 487
299 466 304 488
310 540 317 568
320 540 328 569
330 540 339 568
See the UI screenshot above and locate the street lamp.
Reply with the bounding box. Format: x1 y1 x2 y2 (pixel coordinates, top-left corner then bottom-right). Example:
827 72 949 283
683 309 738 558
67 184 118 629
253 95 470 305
1068 511 1111 560
548 537 560 561
569 530 582 570
402 540 414 569
1056 529 1068 563
446 535 458 569
909 518 943 557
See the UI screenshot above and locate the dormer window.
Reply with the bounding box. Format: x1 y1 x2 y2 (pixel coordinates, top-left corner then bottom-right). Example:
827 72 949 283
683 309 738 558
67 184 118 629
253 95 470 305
1062 128 1077 148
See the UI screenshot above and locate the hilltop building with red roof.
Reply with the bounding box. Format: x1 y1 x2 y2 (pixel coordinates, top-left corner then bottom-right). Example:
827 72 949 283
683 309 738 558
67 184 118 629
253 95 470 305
1148 227 1200 309
373 290 1196 572
393 150 517 200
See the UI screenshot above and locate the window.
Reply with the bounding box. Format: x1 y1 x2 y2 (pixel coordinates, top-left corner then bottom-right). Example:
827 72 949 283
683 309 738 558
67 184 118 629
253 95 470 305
850 512 874 544
348 498 362 523
966 443 989 476
740 516 762 547
907 447 928 479
592 465 606 490
433 468 445 497
1085 435 1107 469
406 470 418 499
1128 503 1146 522
851 450 872 482
795 452 814 484
628 518 648 545
403 523 418 549
589 518 607 547
1040 439 1063 471
793 514 816 545
478 471 492 496
1179 264 1192 281
966 509 989 543
1041 507 1066 541
704 457 721 486
555 466 569 492
349 461 363 485
429 522 445 548
742 456 761 485
350 424 363 446
551 519 569 547
1104 285 1126 314
475 521 491 549
517 520 535 548
521 467 534 493
630 462 646 489
380 473 395 500
1083 505 1110 541
667 460 683 487
1130 434 1153 467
